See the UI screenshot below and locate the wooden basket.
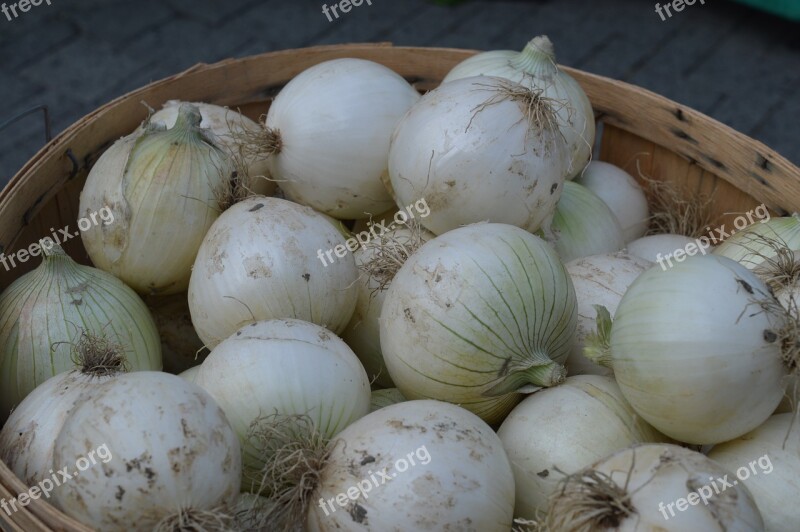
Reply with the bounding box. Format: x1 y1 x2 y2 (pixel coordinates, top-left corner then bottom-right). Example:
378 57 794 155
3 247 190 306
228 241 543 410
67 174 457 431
0 42 798 531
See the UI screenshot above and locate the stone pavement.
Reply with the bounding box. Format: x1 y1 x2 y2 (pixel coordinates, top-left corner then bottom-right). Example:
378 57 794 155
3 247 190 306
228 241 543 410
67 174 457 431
0 0 799 185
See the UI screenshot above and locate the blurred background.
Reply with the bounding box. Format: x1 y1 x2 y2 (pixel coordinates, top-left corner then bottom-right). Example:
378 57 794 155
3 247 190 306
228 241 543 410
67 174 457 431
0 0 798 186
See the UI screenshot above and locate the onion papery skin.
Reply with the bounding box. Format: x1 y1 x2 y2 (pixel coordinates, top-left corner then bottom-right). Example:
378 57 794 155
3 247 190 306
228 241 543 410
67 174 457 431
194 319 370 479
611 255 787 444
369 388 406 412
550 443 764 531
52 372 241 531
188 196 358 348
443 36 595 178
713 214 800 269
575 161 649 242
307 400 515 531
380 223 577 425
548 180 625 262
0 368 121 486
498 375 666 518
266 58 420 219
80 104 235 295
709 413 799 532
566 252 652 376
388 76 570 236
0 248 161 416
148 100 275 196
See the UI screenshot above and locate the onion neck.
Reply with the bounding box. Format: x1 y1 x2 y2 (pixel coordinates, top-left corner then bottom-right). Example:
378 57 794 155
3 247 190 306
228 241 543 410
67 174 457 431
484 358 567 397
510 35 558 76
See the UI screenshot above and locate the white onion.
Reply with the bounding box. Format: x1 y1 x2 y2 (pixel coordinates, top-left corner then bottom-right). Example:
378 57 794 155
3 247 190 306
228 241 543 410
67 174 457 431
0 243 161 415
307 400 515 531
0 345 127 486
709 413 798 531
498 375 665 519
575 161 649 241
80 103 235 294
547 181 625 262
565 252 652 376
609 254 789 444
548 443 764 531
178 365 200 382
52 372 241 531
262 58 420 219
626 233 698 263
188 196 358 348
148 100 275 196
194 319 370 480
388 76 570 235
381 223 577 424
443 35 595 178
714 214 799 269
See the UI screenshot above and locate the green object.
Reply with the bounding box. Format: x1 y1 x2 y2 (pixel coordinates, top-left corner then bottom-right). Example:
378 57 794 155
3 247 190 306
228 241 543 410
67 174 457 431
733 0 800 20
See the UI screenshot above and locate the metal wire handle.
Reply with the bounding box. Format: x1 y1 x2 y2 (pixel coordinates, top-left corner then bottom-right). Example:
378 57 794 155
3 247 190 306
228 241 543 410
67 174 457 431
0 105 52 142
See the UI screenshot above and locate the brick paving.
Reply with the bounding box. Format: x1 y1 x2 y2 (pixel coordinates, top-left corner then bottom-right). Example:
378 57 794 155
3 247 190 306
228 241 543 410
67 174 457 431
1 0 799 186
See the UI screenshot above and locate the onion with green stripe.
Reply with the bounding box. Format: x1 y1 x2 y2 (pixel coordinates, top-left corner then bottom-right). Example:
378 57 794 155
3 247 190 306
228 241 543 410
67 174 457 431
380 222 577 424
0 242 162 416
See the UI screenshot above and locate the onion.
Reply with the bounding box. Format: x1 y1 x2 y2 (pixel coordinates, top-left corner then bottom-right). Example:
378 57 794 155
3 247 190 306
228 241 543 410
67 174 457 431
565 252 652 376
547 443 764 531
575 161 649 241
0 243 161 415
304 400 514 531
709 413 798 531
193 319 370 482
547 181 625 262
388 76 569 236
713 214 797 270
381 223 577 424
147 100 275 196
341 224 433 388
443 35 595 178
0 339 128 486
498 375 665 519
52 372 241 531
369 388 406 412
80 103 236 295
251 58 420 219
606 254 791 444
188 196 358 348
626 233 698 263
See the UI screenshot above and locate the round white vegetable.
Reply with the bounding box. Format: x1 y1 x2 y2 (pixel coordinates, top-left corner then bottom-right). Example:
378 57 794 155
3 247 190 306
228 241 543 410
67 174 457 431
194 319 370 480
52 372 241 531
261 58 420 219
626 233 698 263
609 254 790 444
714 214 800 270
548 443 764 531
709 413 798 532
188 196 358 348
547 181 625 262
178 365 200 382
147 100 275 196
497 375 665 519
0 344 127 486
306 400 515 531
381 223 577 425
388 76 570 235
565 252 652 376
442 36 595 178
575 161 649 241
